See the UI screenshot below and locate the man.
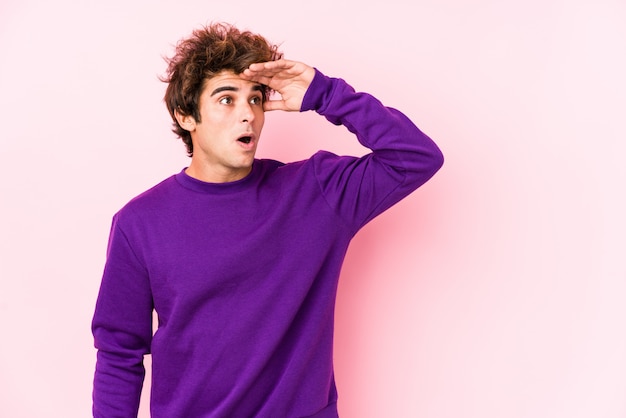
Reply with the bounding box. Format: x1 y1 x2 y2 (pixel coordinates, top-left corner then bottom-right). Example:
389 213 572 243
92 22 443 417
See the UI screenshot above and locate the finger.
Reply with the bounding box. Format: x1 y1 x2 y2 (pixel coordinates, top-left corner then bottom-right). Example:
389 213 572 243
242 67 288 81
262 99 288 112
240 71 274 86
240 67 288 87
244 60 300 80
248 59 295 72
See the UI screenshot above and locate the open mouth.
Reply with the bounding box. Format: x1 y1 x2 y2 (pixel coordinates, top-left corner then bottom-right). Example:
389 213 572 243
237 136 252 144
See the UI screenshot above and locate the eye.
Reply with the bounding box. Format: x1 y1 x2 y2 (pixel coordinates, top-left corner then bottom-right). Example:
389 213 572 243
219 96 233 105
250 96 262 105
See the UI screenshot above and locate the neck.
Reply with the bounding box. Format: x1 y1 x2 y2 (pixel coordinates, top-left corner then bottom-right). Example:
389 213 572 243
185 161 252 183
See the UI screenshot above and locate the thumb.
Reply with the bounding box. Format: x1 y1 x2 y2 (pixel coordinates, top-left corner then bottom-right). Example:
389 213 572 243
263 99 290 112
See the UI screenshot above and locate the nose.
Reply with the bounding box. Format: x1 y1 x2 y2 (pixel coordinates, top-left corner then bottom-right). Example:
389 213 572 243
239 101 254 123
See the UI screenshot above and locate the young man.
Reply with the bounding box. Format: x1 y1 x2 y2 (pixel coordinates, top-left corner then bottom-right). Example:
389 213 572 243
92 22 443 417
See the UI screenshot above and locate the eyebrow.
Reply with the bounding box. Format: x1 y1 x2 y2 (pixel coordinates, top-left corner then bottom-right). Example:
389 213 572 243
210 84 264 97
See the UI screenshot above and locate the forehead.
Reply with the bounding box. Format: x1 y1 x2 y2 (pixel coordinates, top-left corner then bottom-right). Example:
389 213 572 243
202 70 261 95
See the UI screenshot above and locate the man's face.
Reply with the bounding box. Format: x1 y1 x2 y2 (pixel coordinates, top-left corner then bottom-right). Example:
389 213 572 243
182 70 266 183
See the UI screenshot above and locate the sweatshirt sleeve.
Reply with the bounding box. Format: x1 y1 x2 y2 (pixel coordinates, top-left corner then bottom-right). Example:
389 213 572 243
91 213 153 417
300 68 444 232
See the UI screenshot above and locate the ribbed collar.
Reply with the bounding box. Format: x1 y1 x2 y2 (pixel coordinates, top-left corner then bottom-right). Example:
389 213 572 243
174 161 260 195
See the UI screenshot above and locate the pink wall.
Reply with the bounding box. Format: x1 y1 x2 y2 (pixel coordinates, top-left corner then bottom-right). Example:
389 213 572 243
1 0 625 417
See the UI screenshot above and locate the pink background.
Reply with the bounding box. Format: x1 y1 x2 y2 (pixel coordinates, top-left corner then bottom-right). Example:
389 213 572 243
1 0 625 417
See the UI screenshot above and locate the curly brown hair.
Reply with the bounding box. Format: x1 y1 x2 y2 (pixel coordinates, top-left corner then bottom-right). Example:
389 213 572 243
161 23 283 156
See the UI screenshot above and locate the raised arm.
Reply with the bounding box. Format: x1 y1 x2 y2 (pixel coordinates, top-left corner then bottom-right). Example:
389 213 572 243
292 64 444 231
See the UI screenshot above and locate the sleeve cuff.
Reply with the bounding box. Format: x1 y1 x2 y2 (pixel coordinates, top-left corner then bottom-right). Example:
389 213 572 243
300 68 333 112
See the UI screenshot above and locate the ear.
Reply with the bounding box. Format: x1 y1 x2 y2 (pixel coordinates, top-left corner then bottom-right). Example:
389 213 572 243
175 109 197 132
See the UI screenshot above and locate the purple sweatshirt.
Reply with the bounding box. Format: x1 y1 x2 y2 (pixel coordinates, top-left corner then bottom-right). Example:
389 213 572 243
92 69 443 417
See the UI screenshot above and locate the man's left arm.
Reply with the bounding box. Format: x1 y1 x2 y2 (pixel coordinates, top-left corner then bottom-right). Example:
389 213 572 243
302 68 444 230
242 60 444 229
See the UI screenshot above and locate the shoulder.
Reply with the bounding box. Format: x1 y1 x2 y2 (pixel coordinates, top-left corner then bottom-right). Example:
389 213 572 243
259 151 351 179
114 175 178 221
255 158 285 174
